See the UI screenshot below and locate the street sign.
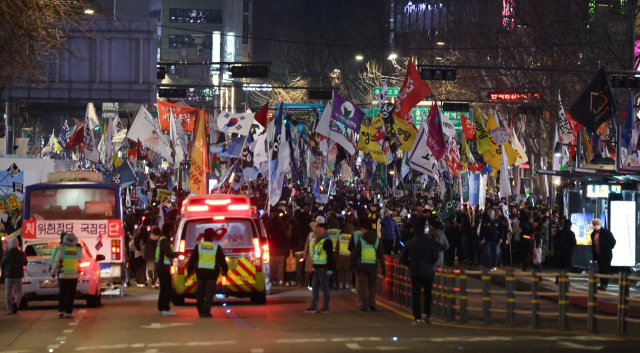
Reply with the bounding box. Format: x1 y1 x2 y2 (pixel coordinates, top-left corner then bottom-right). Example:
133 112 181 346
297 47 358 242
372 87 400 98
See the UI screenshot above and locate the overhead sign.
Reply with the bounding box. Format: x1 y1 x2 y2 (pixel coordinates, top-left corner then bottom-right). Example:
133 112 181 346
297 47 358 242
488 92 541 101
586 184 621 198
372 87 400 98
242 83 272 91
610 201 636 266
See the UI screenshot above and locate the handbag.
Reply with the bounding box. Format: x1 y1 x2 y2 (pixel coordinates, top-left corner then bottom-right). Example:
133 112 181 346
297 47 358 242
533 240 542 265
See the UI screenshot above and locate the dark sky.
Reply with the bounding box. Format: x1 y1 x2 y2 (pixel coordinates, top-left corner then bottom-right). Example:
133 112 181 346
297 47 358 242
96 0 151 19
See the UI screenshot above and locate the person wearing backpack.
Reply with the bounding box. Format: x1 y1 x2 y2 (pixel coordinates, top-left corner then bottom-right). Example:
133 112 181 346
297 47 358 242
350 218 386 312
400 219 439 324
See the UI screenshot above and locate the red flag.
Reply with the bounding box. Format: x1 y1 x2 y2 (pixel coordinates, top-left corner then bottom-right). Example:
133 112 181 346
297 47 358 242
127 140 138 158
255 103 269 128
66 122 85 150
461 115 475 140
426 102 447 161
566 111 582 160
394 60 431 124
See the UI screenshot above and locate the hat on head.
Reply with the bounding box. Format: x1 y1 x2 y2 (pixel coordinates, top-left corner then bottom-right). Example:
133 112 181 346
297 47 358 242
315 216 326 223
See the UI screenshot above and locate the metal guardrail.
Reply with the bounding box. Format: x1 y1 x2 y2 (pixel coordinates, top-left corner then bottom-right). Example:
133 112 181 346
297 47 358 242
376 255 639 335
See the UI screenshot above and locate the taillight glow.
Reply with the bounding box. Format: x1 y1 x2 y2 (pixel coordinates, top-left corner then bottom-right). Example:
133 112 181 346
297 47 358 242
111 240 121 260
79 262 91 268
229 204 249 211
206 198 231 205
213 216 225 220
188 205 209 212
262 244 270 264
179 240 185 253
254 238 262 272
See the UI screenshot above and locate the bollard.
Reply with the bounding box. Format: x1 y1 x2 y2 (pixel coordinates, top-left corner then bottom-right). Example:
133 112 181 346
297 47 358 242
405 266 411 308
587 270 598 333
443 267 450 320
458 269 469 324
559 269 570 331
482 269 492 326
448 268 457 322
386 256 392 301
531 269 541 329
617 272 629 336
506 269 516 327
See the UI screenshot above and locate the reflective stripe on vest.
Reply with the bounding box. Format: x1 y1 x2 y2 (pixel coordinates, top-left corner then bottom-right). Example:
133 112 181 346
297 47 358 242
327 229 340 251
308 232 315 257
198 241 218 269
313 238 329 265
338 233 352 255
360 238 379 264
155 236 171 265
62 246 79 274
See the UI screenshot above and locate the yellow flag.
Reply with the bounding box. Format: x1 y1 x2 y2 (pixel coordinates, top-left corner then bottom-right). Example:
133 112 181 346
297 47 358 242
486 113 518 166
53 138 63 153
480 112 502 170
475 105 492 154
460 137 471 169
188 109 208 195
392 117 418 152
112 154 122 168
359 125 387 164
582 130 592 163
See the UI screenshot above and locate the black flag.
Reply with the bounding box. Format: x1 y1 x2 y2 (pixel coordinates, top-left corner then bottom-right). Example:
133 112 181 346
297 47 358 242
569 66 616 134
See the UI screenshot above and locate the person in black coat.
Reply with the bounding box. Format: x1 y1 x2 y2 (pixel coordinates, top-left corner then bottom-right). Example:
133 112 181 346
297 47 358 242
590 218 616 290
399 220 439 324
187 228 229 317
554 219 576 283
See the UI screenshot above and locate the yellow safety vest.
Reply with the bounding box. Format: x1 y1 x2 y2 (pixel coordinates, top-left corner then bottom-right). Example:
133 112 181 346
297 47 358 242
360 238 379 264
307 232 315 257
369 212 380 230
313 238 329 265
338 232 352 256
198 241 218 269
155 236 171 265
62 246 80 274
327 229 340 251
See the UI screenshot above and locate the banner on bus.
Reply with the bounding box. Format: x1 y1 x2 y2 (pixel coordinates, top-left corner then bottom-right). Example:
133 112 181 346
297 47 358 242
22 219 122 239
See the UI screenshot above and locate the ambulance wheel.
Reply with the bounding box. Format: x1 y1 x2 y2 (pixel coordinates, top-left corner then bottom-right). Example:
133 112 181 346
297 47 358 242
250 291 266 305
172 291 185 306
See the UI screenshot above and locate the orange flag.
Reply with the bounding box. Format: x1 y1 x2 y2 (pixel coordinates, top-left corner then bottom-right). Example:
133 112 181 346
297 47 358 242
188 109 208 195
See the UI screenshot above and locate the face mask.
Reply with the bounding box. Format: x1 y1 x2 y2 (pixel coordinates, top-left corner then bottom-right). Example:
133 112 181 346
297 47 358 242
594 225 601 230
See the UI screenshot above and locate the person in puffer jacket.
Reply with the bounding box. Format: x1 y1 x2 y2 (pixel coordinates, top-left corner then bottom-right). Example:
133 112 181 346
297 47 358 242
52 233 88 318
379 209 400 255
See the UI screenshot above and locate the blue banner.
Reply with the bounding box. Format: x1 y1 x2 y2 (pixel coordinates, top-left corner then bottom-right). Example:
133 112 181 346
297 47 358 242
468 173 480 206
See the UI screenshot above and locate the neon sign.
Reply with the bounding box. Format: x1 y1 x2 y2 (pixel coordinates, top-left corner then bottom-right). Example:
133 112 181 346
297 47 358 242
488 92 541 101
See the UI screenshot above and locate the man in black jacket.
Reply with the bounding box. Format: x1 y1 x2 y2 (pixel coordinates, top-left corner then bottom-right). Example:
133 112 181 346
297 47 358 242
2 237 26 314
187 228 229 317
479 207 505 271
400 220 439 324
155 230 177 315
590 218 616 290
350 218 386 311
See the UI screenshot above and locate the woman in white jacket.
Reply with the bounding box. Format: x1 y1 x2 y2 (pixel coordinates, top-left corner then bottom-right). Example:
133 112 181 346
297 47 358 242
52 233 88 318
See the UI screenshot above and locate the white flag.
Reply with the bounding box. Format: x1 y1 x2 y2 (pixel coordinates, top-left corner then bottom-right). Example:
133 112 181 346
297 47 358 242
377 80 388 107
125 187 131 207
86 103 100 129
126 106 173 163
84 113 100 163
104 118 114 170
558 91 575 146
41 129 56 156
440 112 456 137
169 108 187 167
408 120 439 183
499 146 512 198
217 111 254 136
253 132 268 165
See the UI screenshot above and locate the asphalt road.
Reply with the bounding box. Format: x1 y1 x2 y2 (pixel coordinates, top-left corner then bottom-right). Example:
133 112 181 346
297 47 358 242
0 285 639 353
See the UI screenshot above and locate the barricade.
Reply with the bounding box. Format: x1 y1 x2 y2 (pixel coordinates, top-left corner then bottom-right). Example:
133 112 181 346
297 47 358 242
375 255 639 336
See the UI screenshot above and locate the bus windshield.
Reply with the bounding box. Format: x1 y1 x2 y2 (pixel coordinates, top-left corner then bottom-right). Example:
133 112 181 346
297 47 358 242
28 187 117 220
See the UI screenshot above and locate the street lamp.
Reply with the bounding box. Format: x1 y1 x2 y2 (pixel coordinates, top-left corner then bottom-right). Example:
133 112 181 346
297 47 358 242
84 9 95 14
388 53 397 60
436 42 445 45
389 170 395 175
355 55 364 61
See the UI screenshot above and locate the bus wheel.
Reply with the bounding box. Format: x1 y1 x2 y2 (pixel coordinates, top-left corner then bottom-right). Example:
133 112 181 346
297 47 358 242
172 290 185 306
250 291 266 305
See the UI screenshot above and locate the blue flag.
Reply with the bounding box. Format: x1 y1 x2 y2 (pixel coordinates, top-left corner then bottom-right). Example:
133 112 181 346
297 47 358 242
621 92 635 152
58 119 70 159
104 162 136 187
313 179 328 204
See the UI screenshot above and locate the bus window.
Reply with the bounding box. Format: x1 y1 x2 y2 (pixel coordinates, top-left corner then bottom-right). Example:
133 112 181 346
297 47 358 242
29 187 117 220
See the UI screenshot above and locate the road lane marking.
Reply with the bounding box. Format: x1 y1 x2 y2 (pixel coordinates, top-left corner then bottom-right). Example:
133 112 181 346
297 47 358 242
63 330 74 334
558 342 604 350
251 349 264 353
46 345 59 350
140 323 194 329
55 337 67 342
68 322 77 326
346 343 408 351
277 339 327 343
74 342 237 350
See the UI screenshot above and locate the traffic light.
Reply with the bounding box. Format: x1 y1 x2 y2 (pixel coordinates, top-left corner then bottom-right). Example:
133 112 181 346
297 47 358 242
610 76 640 88
308 90 333 100
442 102 469 112
158 88 187 98
229 65 269 78
420 68 457 81
516 106 544 115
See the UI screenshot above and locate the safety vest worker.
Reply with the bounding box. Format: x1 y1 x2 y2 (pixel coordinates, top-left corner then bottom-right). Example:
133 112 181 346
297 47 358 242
62 246 80 274
338 232 352 256
360 238 379 264
327 229 340 251
155 236 171 265
313 238 329 265
198 241 218 269
308 231 315 257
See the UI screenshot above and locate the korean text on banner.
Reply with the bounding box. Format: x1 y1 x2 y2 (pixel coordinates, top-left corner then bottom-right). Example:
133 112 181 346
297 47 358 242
22 220 123 239
394 60 431 124
189 110 208 195
157 101 200 132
